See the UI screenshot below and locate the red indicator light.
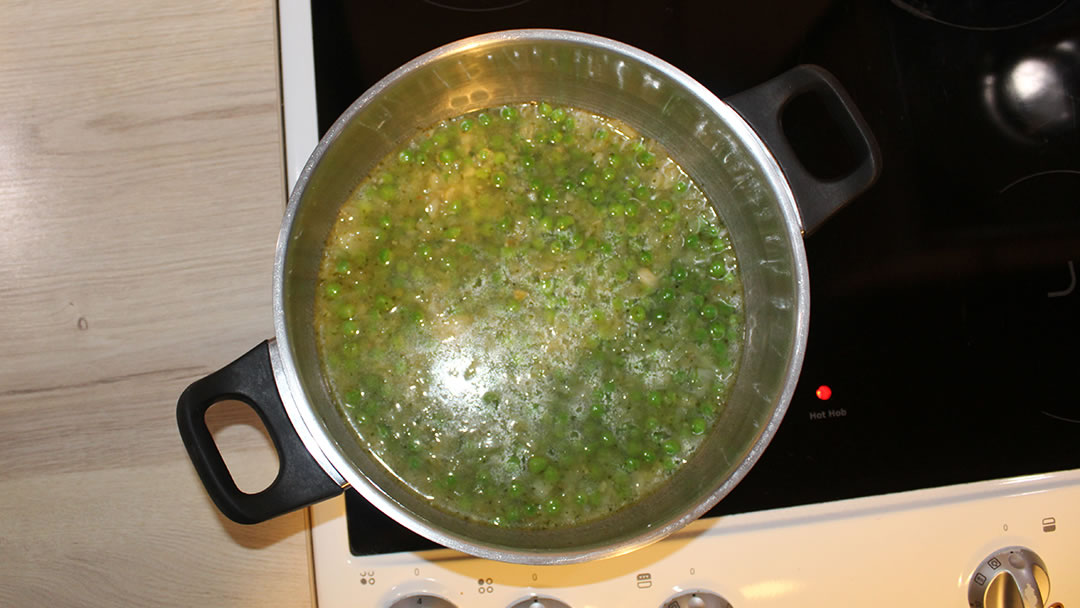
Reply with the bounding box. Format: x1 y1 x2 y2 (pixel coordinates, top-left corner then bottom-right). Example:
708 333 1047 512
816 385 832 401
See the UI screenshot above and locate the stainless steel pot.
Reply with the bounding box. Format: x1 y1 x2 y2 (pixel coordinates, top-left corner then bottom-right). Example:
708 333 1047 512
178 29 880 565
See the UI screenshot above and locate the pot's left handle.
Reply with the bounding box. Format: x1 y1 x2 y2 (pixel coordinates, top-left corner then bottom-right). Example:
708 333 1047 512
176 341 343 524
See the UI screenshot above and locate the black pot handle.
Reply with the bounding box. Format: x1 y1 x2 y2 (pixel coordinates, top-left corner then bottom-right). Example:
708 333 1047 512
176 341 343 524
727 64 882 235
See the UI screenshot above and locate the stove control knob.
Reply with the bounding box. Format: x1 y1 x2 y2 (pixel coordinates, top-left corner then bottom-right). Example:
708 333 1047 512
968 547 1050 608
660 591 733 608
388 595 457 608
507 596 571 608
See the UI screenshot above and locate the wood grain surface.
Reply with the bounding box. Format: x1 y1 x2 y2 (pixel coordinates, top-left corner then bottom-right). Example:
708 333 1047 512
0 1 314 606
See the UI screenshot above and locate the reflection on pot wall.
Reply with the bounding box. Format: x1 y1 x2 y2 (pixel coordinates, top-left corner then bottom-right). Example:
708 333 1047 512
984 37 1080 144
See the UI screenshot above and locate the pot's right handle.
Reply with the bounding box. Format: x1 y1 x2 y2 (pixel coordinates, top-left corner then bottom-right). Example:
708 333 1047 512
176 341 343 524
727 65 882 234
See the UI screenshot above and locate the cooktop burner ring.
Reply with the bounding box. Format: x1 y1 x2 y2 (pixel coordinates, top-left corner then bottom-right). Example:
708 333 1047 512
422 0 533 13
891 0 1068 31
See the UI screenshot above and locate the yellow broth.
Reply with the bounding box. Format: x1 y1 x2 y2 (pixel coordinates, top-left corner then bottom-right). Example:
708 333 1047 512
314 103 743 528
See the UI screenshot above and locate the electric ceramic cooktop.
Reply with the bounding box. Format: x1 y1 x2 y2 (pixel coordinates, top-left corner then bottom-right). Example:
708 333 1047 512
275 1 1080 605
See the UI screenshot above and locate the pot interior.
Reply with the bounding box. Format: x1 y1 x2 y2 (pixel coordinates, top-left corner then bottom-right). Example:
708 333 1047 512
277 30 807 562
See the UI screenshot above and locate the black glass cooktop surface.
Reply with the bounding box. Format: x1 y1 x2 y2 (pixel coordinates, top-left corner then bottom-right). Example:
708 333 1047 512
305 0 1080 556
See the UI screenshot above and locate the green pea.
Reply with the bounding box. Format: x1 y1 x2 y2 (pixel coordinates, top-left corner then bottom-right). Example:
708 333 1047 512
378 215 392 229
657 199 674 215
540 216 554 231
477 112 492 126
374 294 393 312
675 180 688 192
541 186 557 202
324 283 342 299
580 171 597 187
398 149 413 163
539 101 553 116
641 449 656 463
341 341 361 358
438 148 456 164
556 215 574 229
709 261 727 277
509 481 523 497
636 150 656 166
691 417 707 435
543 467 560 483
444 226 462 240
701 304 718 320
624 457 639 471
659 287 675 302
500 106 517 120
662 439 679 455
492 171 507 188
594 128 608 140
709 323 727 338
550 107 566 122
672 266 688 281
335 302 355 320
630 305 646 321
377 248 391 264
528 455 549 474
459 118 473 132
639 250 653 265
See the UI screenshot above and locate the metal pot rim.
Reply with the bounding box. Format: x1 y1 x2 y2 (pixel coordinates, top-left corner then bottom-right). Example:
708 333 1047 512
271 28 809 565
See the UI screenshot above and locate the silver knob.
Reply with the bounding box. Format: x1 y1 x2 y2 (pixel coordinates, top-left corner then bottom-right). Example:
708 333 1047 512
507 596 571 608
968 547 1050 608
388 595 457 608
661 591 733 608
